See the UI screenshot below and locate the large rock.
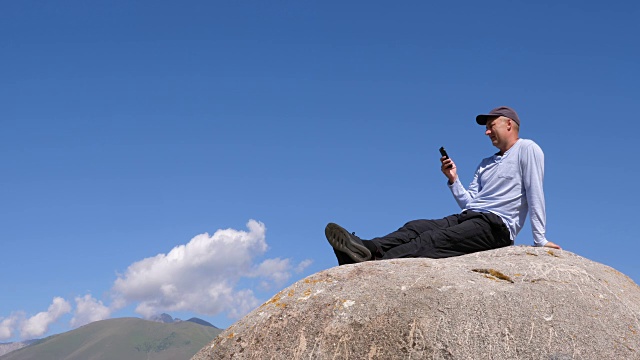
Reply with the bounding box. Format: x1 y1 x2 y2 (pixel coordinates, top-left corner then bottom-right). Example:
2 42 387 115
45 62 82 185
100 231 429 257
192 246 640 359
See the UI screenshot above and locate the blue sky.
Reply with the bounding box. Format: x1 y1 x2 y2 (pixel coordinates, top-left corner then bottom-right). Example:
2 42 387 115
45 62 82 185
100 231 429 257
1 1 639 342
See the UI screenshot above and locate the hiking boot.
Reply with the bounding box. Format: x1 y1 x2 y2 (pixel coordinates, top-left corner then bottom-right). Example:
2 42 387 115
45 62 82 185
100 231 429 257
333 248 357 266
325 223 372 263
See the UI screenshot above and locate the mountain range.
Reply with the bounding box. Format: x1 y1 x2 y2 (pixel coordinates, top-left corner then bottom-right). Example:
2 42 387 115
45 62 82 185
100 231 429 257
0 316 222 360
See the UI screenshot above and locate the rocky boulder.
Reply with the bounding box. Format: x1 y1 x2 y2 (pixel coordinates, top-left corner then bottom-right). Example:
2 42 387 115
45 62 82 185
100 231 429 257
192 246 640 359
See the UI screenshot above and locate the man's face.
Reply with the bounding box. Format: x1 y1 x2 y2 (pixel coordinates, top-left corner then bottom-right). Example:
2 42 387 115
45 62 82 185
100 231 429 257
485 116 510 148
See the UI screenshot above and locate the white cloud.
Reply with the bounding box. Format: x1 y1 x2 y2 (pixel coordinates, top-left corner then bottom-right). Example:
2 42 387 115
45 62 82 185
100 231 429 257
295 259 313 273
226 289 260 319
20 297 71 339
111 219 310 319
254 258 293 286
0 314 20 340
70 295 112 328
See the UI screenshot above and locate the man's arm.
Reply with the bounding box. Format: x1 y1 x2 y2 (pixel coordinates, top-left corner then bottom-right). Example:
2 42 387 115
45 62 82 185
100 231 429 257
521 142 561 248
441 156 478 209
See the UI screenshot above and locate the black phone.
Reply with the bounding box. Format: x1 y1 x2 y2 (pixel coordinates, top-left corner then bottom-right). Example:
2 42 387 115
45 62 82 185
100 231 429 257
439 147 452 168
439 147 449 159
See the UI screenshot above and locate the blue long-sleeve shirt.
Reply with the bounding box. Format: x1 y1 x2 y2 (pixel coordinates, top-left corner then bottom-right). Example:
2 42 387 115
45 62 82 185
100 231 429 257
448 139 549 246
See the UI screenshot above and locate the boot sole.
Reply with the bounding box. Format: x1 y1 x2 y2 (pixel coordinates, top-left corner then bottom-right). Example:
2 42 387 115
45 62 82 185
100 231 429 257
325 223 371 262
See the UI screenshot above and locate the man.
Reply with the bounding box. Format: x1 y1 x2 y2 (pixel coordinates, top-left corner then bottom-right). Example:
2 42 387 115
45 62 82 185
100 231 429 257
325 106 561 265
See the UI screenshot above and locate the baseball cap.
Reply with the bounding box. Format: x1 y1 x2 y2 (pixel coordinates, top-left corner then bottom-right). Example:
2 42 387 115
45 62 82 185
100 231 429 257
476 106 520 126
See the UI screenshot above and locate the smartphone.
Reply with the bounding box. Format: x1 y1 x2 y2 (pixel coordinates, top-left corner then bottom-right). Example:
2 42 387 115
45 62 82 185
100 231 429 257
439 147 452 168
439 147 449 159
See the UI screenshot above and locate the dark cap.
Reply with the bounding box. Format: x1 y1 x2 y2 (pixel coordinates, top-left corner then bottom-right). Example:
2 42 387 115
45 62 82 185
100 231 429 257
476 106 520 126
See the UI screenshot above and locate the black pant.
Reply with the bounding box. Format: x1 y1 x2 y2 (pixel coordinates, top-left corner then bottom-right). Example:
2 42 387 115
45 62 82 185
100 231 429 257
371 210 512 259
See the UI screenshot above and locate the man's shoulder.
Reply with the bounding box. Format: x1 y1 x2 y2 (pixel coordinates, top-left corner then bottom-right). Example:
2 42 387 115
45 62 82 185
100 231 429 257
516 139 545 170
517 139 543 153
518 138 537 147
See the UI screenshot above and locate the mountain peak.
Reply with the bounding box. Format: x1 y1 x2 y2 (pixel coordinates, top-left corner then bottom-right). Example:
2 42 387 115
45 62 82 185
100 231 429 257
186 318 217 328
148 314 217 328
0 317 222 360
149 313 175 323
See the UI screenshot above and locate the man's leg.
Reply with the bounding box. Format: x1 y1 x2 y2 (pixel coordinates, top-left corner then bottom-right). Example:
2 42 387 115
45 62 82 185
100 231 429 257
325 211 510 264
379 211 511 259
371 214 461 253
326 214 466 264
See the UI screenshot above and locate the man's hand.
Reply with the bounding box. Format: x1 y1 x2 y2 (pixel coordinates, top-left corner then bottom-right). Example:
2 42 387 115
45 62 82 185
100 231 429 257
440 156 458 184
543 241 561 249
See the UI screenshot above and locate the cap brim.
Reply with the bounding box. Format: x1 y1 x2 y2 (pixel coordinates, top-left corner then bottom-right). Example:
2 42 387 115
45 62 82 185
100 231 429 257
475 114 497 125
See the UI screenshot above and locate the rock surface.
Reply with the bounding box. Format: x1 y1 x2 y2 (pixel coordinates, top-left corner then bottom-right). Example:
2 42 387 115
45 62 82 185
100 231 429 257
192 246 640 359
